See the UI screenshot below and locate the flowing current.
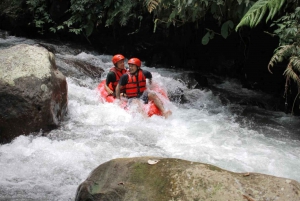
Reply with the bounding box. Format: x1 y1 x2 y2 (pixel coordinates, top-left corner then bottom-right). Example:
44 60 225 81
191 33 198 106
1 32 300 201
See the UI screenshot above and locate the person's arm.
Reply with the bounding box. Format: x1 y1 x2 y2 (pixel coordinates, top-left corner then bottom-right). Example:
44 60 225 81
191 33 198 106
105 84 113 95
105 72 116 94
115 83 121 99
116 74 128 99
143 70 153 85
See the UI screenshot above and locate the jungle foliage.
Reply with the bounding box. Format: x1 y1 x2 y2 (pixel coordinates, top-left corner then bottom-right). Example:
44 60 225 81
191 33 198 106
234 0 300 113
0 0 24 18
19 0 255 41
269 6 300 113
2 0 291 45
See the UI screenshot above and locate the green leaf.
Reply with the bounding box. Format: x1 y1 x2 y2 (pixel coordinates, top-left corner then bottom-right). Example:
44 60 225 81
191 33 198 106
49 27 56 33
236 0 286 31
211 3 217 14
57 25 64 30
221 20 233 39
221 23 228 39
202 32 210 45
69 28 82 35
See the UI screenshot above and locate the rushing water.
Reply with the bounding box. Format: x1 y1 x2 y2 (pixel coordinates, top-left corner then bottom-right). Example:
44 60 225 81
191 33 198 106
1 31 300 201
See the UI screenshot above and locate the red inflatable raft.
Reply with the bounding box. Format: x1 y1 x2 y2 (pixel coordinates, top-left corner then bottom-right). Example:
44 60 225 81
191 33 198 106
97 80 168 117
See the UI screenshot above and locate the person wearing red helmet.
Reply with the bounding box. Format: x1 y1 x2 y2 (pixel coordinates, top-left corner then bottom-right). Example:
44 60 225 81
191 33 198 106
105 54 127 96
116 58 172 118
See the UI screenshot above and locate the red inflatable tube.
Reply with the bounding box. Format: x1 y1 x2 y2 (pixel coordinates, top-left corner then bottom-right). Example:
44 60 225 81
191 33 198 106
96 80 168 117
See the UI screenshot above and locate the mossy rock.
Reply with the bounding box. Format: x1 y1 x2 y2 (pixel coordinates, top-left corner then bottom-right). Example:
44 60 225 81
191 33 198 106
75 157 300 201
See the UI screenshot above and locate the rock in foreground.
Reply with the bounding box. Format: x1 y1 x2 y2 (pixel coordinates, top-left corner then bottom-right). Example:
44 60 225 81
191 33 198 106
75 157 300 201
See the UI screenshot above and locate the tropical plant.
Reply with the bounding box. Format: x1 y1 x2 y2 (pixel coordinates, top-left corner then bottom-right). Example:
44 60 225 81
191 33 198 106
145 0 254 44
235 0 286 31
0 0 24 18
268 7 300 113
26 0 54 34
105 0 142 27
25 0 143 38
236 0 300 113
22 0 257 43
62 0 104 38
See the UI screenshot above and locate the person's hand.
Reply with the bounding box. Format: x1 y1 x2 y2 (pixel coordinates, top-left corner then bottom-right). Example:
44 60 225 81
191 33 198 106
108 89 114 95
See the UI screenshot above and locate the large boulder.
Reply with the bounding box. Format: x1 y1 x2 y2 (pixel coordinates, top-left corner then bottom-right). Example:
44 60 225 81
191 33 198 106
75 157 300 201
0 44 67 143
58 57 104 79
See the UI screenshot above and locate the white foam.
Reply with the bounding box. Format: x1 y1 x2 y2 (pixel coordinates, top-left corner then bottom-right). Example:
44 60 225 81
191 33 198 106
1 45 300 201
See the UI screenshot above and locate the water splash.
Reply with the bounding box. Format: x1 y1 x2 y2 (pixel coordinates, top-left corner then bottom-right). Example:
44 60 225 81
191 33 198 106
1 34 300 200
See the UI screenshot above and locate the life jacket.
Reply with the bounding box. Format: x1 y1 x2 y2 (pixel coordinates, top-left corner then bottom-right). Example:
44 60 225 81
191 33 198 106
125 70 146 98
108 67 127 91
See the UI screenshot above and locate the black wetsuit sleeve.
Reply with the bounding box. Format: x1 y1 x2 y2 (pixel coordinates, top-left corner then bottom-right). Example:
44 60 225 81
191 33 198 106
119 74 129 86
106 72 116 85
142 70 152 79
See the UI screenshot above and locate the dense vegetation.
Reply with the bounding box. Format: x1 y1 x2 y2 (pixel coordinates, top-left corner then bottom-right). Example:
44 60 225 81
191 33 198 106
1 1 296 43
234 0 300 113
0 0 299 113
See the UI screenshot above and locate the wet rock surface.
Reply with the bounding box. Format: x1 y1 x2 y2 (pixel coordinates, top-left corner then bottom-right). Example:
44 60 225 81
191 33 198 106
76 157 300 201
0 44 68 143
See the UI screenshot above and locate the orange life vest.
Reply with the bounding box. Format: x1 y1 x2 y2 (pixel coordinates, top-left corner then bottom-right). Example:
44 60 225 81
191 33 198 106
108 67 127 91
125 70 147 98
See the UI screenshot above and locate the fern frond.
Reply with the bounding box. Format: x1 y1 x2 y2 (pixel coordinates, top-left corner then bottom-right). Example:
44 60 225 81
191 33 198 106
290 55 300 73
268 44 297 73
144 0 161 13
283 60 300 87
284 59 300 114
236 0 286 31
265 7 273 22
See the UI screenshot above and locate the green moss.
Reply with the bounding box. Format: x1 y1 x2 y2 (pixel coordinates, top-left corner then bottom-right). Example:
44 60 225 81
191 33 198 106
211 183 223 195
129 162 175 199
90 182 101 194
130 162 149 183
206 164 223 172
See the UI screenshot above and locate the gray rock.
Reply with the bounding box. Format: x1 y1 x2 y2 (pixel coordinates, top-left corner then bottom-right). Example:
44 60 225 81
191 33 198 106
76 157 300 201
0 44 68 143
58 57 104 79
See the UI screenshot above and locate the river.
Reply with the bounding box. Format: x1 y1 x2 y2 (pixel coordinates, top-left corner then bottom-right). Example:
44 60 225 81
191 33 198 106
1 30 300 201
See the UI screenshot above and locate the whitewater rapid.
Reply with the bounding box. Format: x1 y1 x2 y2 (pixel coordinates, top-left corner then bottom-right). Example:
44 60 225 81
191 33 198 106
1 33 300 200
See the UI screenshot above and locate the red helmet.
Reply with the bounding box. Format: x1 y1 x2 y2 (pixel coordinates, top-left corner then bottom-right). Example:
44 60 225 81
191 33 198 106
128 58 141 67
112 54 125 64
